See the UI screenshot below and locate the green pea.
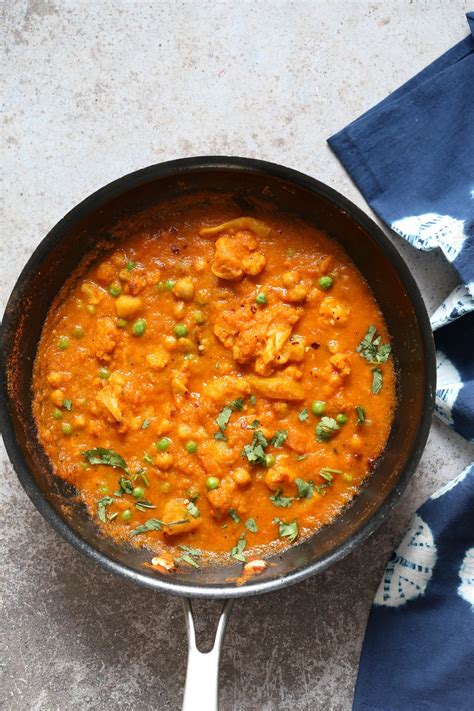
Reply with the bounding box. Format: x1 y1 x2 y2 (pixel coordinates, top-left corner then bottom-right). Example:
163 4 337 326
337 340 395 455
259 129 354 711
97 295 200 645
109 283 122 298
72 325 84 339
132 318 147 336
58 336 70 350
61 422 73 435
156 437 171 451
318 275 333 291
194 310 205 324
206 476 220 490
52 408 63 420
98 367 110 380
311 400 326 416
265 454 276 468
185 440 198 454
336 413 348 424
173 323 188 338
126 260 136 271
121 509 133 521
116 318 128 329
86 304 96 315
132 486 145 498
157 278 176 292
256 292 267 305
160 482 171 494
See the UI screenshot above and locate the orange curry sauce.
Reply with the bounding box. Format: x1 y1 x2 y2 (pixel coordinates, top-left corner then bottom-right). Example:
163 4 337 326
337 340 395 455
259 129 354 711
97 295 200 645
33 198 395 573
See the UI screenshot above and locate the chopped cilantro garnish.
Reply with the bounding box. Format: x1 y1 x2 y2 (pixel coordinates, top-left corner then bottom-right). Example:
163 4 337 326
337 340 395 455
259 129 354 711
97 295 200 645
269 488 293 508
242 430 268 466
97 496 114 523
216 406 233 432
298 408 309 422
186 501 200 518
271 430 288 448
296 454 309 461
230 397 245 411
357 326 391 364
274 518 299 543
248 419 261 430
131 518 188 535
118 476 134 494
372 367 383 394
356 406 366 424
214 431 227 441
63 398 72 412
141 418 150 429
230 533 247 562
84 448 129 472
248 394 257 406
229 508 240 523
315 417 339 443
245 518 258 533
295 478 314 499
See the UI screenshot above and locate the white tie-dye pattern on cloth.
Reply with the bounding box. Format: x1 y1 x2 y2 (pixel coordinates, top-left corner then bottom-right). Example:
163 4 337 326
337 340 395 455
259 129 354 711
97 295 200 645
374 514 437 607
392 211 473 439
458 548 474 607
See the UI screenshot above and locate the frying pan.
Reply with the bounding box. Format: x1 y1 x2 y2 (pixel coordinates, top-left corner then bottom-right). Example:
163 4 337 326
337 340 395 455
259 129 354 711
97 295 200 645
0 157 436 709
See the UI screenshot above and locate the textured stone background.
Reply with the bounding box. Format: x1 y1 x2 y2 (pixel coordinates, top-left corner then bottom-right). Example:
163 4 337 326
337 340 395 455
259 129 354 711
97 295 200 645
2 1 473 709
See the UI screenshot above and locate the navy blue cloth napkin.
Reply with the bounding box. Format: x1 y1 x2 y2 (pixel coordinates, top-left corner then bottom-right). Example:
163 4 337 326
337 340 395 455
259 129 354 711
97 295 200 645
328 13 474 711
329 12 474 442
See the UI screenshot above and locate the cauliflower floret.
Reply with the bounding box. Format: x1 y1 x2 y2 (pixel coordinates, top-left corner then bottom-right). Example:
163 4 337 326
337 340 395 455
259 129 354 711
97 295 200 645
146 346 170 370
213 300 301 375
96 372 126 422
207 476 246 520
246 372 305 400
202 375 250 403
319 296 350 326
93 317 120 361
115 295 142 318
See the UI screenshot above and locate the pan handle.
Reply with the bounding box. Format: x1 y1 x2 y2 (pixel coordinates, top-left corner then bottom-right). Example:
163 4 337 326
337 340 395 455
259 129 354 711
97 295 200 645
182 598 234 711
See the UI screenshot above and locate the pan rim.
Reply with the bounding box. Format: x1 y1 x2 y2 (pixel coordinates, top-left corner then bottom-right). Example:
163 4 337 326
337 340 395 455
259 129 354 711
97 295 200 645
0 155 436 599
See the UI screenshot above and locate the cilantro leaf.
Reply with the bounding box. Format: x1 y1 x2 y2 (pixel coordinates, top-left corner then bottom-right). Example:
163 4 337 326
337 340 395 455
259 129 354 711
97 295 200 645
245 518 258 533
230 398 245 411
131 518 188 536
296 454 308 461
179 544 201 557
356 406 366 424
135 499 156 512
216 406 232 432
315 417 339 443
271 430 288 448
372 367 383 394
242 430 268 466
248 394 257 406
186 501 200 518
84 448 129 472
97 496 114 523
175 554 199 568
357 326 391 364
229 508 240 523
298 408 309 423
230 534 247 562
295 478 314 499
276 519 299 543
118 475 134 494
248 419 261 430
141 418 150 429
214 431 227 441
269 488 293 508
63 398 72 411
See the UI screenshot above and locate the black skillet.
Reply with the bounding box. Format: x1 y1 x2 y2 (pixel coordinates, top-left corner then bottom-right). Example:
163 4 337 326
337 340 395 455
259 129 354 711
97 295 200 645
0 157 436 709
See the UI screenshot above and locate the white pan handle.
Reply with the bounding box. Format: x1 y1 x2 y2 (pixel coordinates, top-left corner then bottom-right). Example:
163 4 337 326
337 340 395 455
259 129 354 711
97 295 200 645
182 598 234 711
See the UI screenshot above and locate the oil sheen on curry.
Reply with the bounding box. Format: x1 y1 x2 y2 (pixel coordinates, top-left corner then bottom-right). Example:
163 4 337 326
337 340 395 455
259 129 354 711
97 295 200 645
33 200 395 576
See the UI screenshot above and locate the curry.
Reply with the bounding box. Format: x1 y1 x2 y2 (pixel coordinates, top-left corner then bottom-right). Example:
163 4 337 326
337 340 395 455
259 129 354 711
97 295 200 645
32 198 395 575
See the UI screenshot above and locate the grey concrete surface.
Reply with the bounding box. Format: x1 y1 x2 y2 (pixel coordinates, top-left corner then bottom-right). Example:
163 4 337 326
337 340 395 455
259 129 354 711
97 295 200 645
2 1 473 709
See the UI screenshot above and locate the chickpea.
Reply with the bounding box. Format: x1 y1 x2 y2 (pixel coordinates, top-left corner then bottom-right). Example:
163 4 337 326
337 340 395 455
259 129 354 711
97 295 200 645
283 270 300 288
232 468 252 487
50 389 65 407
173 277 195 301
